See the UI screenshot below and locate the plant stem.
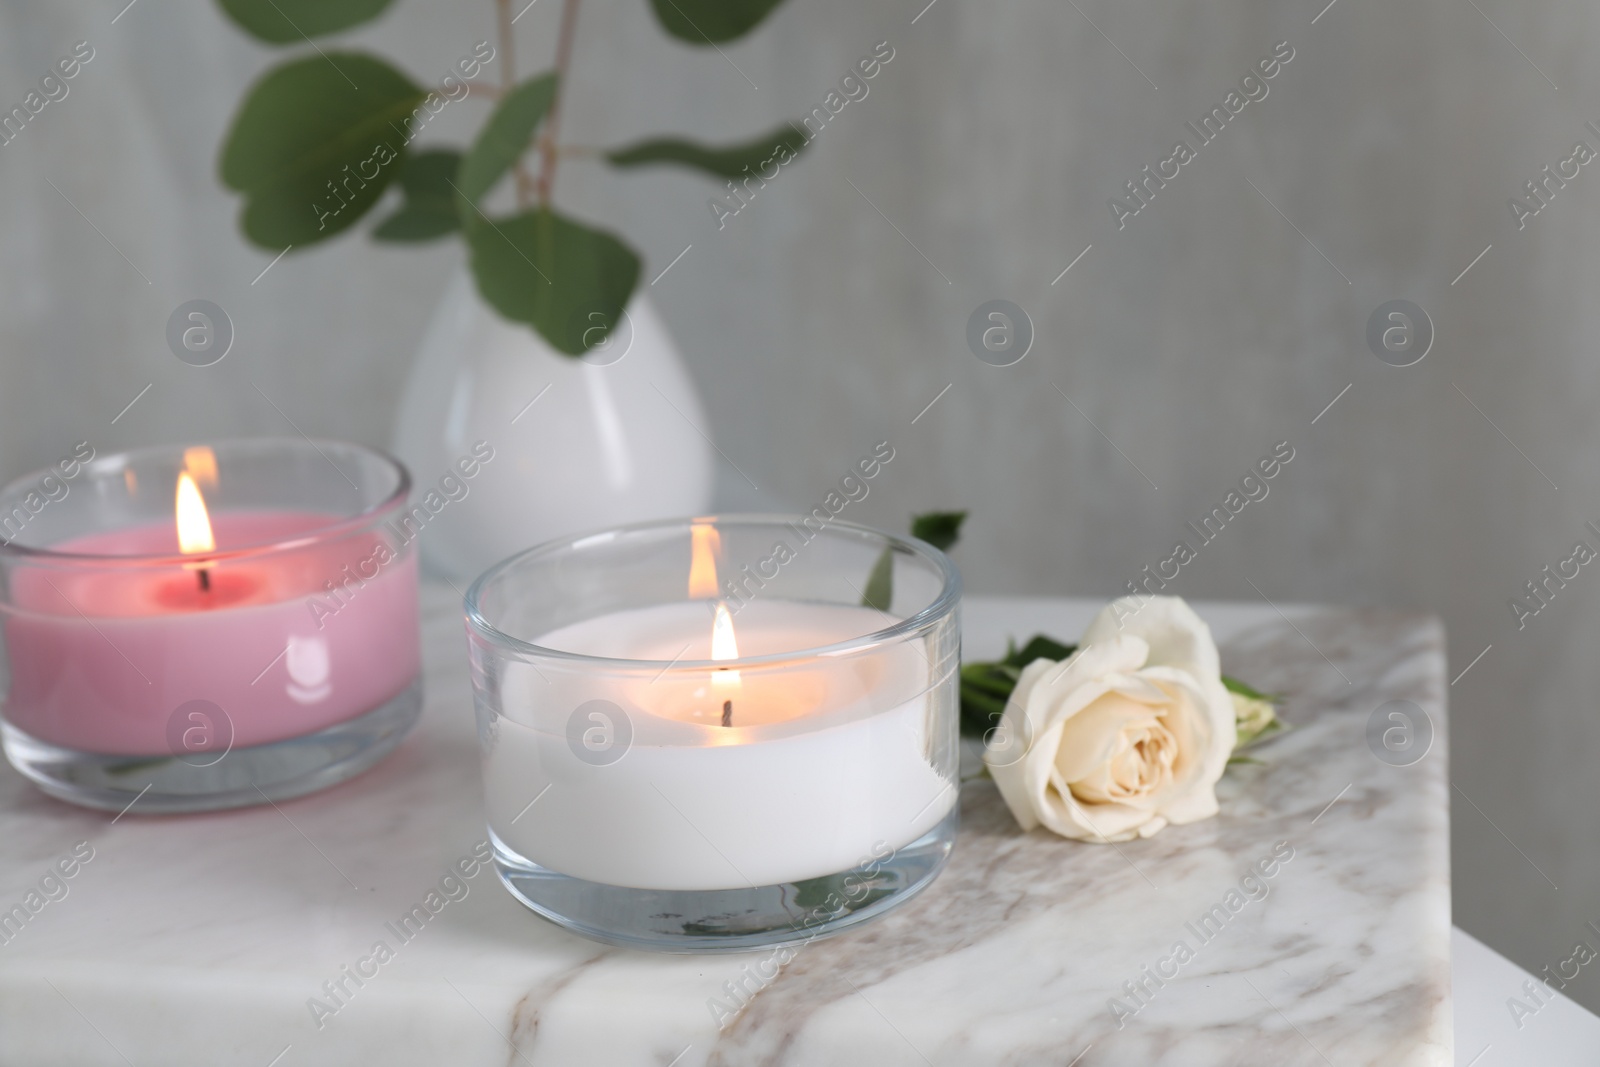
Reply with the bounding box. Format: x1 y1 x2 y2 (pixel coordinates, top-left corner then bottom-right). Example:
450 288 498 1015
495 0 515 90
535 0 582 207
495 0 536 206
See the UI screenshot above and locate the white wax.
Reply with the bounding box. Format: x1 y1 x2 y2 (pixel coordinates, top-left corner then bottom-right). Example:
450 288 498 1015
482 601 957 891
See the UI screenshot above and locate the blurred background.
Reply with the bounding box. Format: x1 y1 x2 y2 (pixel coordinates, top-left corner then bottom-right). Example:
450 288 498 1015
1 0 1595 1011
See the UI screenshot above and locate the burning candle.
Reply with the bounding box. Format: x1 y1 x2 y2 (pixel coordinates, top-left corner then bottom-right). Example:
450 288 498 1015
0 439 422 813
175 470 214 592
465 515 962 951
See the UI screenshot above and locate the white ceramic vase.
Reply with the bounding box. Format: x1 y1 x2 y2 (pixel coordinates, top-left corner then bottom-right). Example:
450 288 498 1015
390 270 715 582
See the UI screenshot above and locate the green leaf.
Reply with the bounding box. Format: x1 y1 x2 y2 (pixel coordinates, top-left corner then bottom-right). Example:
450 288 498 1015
455 73 557 218
1003 635 1075 669
220 53 425 248
960 676 1009 737
648 0 786 44
863 509 966 613
910 510 967 553
104 757 175 776
373 149 462 241
789 870 896 914
790 872 846 913
218 0 396 44
957 634 1077 738
465 207 641 355
1221 674 1274 701
605 123 808 179
861 548 894 612
959 666 1018 698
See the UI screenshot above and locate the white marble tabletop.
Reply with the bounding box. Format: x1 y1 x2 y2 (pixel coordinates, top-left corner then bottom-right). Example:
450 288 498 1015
0 588 1457 1065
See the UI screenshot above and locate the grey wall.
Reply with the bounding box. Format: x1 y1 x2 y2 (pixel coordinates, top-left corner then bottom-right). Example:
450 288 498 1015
3 0 1598 1010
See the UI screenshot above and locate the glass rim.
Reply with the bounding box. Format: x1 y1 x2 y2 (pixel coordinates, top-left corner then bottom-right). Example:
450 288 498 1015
464 512 962 671
0 437 412 566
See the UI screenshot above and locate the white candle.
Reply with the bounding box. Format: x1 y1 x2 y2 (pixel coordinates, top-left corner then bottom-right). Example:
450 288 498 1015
482 600 958 892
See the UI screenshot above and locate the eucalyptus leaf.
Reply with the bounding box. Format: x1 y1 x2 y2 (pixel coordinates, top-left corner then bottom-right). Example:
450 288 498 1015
648 0 786 45
605 123 808 179
455 74 557 218
220 53 425 248
373 149 462 241
861 549 894 612
218 0 395 44
910 510 967 553
465 207 640 355
862 510 966 613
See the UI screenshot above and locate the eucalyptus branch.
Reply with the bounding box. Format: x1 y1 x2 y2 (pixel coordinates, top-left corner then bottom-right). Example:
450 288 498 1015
212 0 802 354
536 0 583 206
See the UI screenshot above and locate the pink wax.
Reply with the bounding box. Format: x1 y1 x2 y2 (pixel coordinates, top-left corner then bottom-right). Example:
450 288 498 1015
2 511 420 756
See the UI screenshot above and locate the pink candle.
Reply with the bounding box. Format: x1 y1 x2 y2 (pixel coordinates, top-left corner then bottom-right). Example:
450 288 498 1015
0 438 423 810
4 511 419 754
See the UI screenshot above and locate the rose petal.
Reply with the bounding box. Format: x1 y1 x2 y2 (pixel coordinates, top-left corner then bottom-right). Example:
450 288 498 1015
1024 719 1155 842
1022 639 1150 731
1041 788 1154 842
1104 604 1235 800
1133 667 1230 823
1083 595 1221 684
1103 673 1171 706
1053 691 1161 784
1136 815 1169 839
1160 784 1221 825
987 725 1042 833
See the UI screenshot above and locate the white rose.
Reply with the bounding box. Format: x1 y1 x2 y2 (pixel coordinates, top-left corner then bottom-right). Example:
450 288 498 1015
984 596 1236 842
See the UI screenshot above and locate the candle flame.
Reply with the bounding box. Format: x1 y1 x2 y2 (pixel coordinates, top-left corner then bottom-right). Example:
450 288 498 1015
689 521 740 704
711 601 741 694
175 472 215 555
711 602 739 661
182 445 218 489
687 521 722 600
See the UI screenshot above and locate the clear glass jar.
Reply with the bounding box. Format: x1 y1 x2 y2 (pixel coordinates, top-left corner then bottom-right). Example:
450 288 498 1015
0 438 421 812
464 514 961 952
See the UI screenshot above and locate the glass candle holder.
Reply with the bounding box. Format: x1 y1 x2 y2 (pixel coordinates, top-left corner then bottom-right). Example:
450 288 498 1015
0 438 422 813
464 514 961 952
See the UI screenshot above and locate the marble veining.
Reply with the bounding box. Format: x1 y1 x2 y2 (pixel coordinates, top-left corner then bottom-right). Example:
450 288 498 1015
0 588 1449 1066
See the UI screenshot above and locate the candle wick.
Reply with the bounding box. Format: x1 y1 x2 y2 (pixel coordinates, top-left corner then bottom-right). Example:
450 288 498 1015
197 568 210 593
721 699 732 728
